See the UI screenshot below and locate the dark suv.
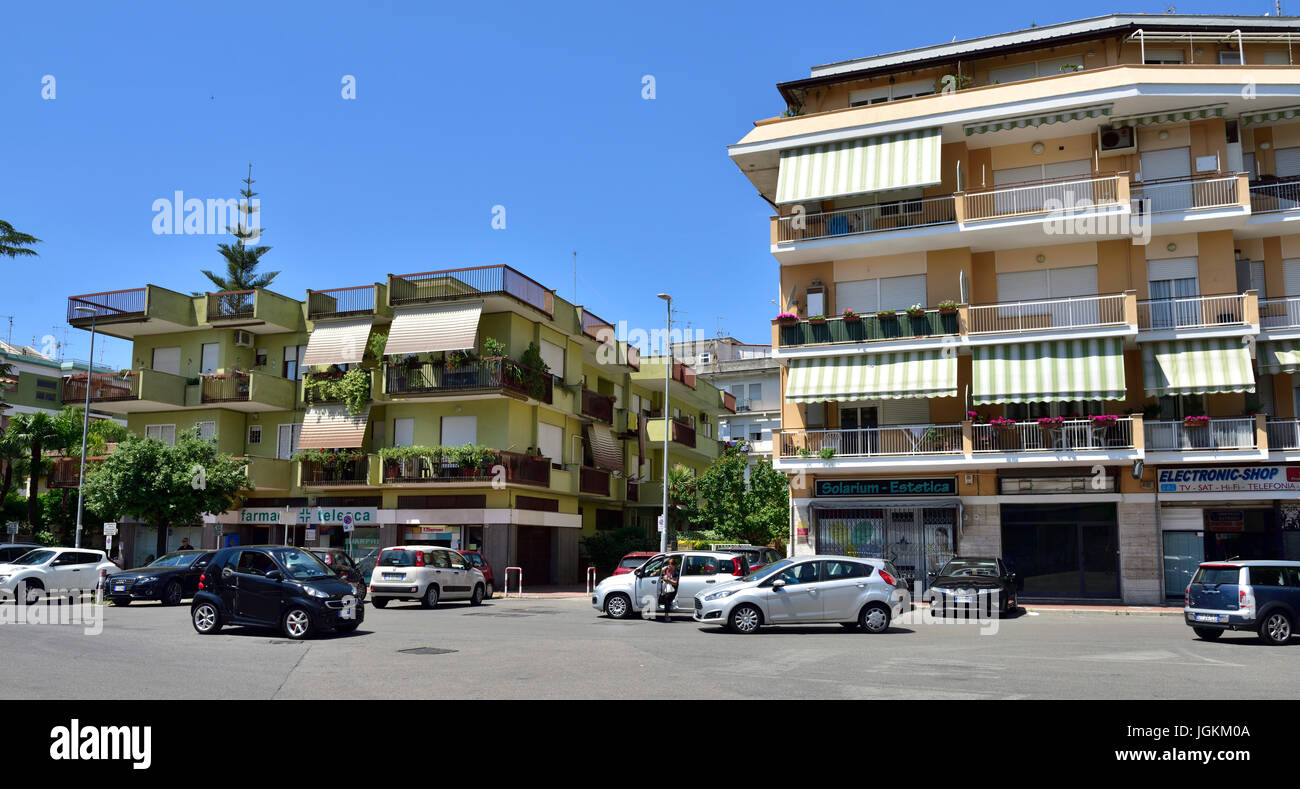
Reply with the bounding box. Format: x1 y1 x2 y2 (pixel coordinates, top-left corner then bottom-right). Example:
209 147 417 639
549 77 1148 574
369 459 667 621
1185 561 1300 645
190 545 364 640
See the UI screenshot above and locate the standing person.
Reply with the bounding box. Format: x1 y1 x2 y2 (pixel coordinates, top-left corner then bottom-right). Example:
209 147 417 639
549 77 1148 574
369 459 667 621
179 537 195 551
658 555 679 621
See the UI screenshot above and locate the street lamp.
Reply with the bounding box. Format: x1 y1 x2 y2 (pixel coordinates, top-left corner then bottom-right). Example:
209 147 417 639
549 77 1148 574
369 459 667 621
657 293 671 553
72 304 98 550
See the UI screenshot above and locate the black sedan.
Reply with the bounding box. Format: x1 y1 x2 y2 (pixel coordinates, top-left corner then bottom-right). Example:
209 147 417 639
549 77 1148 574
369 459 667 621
106 551 214 606
310 548 367 601
927 557 1019 618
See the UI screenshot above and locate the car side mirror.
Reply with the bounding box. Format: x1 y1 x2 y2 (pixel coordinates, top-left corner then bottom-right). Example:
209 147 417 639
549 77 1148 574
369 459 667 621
772 579 786 590
267 570 284 582
221 567 233 579
927 571 936 580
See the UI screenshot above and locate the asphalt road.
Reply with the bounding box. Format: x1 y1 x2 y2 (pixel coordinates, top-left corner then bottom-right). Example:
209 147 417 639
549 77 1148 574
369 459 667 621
1 596 1294 699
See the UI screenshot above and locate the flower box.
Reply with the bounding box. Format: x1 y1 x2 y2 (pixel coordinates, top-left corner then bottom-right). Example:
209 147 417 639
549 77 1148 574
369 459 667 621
1183 415 1211 428
841 310 861 323
774 313 800 326
808 315 827 326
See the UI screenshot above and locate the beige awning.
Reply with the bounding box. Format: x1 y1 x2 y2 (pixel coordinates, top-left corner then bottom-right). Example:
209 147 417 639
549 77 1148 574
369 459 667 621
302 317 373 367
383 302 482 357
297 405 371 449
587 424 623 471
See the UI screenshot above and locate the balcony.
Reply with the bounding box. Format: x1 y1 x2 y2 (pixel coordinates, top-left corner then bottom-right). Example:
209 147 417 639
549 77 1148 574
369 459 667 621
205 288 303 333
307 284 384 321
243 456 292 491
1260 296 1300 335
1136 293 1251 335
962 173 1124 223
299 456 374 487
671 419 695 448
387 265 554 317
1145 418 1258 453
1268 419 1300 453
66 285 197 339
302 369 380 406
581 309 615 342
579 466 611 497
972 418 1135 453
581 389 614 423
207 290 255 321
672 363 696 389
1248 179 1300 216
199 371 297 412
774 195 957 243
1131 173 1243 216
380 450 550 487
47 457 101 488
780 425 964 460
383 359 552 403
721 390 737 413
778 310 960 349
61 370 187 413
968 294 1130 337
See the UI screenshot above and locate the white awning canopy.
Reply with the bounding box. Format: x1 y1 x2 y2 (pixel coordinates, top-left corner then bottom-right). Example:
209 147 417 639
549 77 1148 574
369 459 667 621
383 302 482 357
774 128 942 205
587 424 623 471
298 405 372 449
302 317 374 367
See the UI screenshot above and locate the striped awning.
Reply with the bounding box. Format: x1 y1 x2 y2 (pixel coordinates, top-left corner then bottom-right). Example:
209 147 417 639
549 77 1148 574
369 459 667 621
972 338 1126 405
302 317 373 367
297 405 372 449
1141 339 1255 397
785 351 957 403
1241 104 1300 127
963 104 1113 136
383 302 482 357
586 424 623 471
774 128 942 205
1257 341 1300 375
1110 104 1227 128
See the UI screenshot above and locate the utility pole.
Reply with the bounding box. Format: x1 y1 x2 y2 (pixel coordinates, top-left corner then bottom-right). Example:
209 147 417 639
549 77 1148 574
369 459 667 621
572 251 578 303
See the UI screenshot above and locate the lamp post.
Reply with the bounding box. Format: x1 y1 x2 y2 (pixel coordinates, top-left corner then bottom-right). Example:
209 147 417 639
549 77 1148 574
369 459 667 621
72 305 98 550
657 293 671 553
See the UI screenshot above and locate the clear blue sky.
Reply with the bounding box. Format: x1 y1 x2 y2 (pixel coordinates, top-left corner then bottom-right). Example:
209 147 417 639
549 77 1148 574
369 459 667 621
1 0 1245 368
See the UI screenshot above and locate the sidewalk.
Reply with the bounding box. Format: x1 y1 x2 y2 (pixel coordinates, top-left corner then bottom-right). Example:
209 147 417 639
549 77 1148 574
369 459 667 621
494 585 590 600
1018 602 1183 617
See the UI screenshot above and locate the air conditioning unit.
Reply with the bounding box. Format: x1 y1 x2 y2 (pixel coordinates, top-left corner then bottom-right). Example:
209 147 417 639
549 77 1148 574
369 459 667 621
233 330 254 348
1097 124 1137 157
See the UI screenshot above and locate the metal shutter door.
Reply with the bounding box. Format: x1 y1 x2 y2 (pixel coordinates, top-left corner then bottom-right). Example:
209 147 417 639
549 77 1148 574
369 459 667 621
835 279 879 314
1285 259 1300 296
879 274 927 311
1275 146 1300 178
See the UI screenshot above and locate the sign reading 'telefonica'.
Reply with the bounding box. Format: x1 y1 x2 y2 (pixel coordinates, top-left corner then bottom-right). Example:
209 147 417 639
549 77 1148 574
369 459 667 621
814 478 957 497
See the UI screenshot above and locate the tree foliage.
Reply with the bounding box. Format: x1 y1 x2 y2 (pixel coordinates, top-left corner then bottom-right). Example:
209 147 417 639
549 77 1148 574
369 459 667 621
0 219 41 259
692 442 789 547
6 411 62 527
580 526 653 579
200 165 278 292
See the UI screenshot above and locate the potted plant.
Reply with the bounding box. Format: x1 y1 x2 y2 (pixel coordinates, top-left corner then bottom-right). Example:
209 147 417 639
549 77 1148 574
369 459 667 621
818 447 837 460
875 309 898 320
1088 414 1119 426
808 314 827 326
905 303 927 318
798 446 813 458
965 410 981 423
1037 416 1064 429
937 300 960 315
1183 415 1211 428
774 312 800 326
841 308 861 323
1142 402 1163 421
990 416 1017 431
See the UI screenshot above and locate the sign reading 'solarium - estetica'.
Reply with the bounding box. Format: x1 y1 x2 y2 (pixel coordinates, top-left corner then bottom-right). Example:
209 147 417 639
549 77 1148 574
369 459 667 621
49 719 151 770
814 478 957 497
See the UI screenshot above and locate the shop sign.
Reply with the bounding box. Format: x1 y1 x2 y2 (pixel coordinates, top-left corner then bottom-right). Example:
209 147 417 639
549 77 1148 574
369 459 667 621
305 528 318 541
1206 510 1244 532
237 507 378 526
814 477 957 497
238 508 299 525
1157 466 1300 494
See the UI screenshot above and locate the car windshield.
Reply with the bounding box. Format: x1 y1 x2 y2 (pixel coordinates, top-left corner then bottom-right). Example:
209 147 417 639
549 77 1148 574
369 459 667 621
743 558 794 583
378 549 416 567
149 552 197 568
619 556 649 570
941 560 999 577
9 550 55 566
270 548 334 581
1192 566 1241 585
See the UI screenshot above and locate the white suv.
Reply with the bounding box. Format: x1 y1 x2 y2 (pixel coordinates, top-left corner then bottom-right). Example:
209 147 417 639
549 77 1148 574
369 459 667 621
368 545 487 609
0 547 120 604
592 551 749 619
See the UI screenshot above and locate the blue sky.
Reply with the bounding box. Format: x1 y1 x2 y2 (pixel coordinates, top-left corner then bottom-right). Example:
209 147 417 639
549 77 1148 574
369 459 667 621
1 0 1250 368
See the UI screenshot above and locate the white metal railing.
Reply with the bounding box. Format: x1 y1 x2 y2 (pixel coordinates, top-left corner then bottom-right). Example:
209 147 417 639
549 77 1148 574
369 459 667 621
779 425 963 459
733 398 780 413
1131 175 1240 214
1249 180 1300 214
774 195 956 242
1260 296 1300 331
1145 418 1257 451
968 293 1127 335
972 418 1134 453
1267 419 1300 451
964 175 1120 221
1137 293 1246 330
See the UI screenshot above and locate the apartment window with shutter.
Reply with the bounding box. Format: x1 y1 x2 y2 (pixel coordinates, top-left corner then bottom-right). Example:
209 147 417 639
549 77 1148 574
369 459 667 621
145 424 177 446
248 425 262 445
196 421 217 441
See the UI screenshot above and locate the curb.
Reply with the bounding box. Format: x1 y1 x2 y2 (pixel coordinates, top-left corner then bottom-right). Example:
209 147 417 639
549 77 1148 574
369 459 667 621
1022 606 1183 618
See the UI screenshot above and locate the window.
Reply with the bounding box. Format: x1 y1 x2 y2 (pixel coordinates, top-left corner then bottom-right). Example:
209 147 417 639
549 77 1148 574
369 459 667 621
447 551 467 570
538 422 564 465
35 379 56 389
35 391 55 402
1243 152 1256 180
750 427 762 441
805 288 825 317
1143 48 1185 64
196 421 216 441
836 274 927 314
1218 51 1242 65
236 551 277 576
681 555 717 576
1287 259 1300 297
393 418 415 447
822 560 871 579
1249 260 1267 301
1147 257 1201 328
848 78 934 106
989 56 1083 85
432 550 451 568
772 561 820 586
276 423 301 460
441 415 477 446
748 383 762 403
283 345 307 381
539 339 565 378
145 424 176 446
151 347 181 376
1006 401 1105 420
200 343 220 375
248 425 262 445
1249 567 1286 587
255 348 268 367
996 265 1099 316
698 352 712 364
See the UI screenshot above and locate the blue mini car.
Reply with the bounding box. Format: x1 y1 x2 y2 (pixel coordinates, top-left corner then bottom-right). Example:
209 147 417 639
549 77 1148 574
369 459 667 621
1184 560 1300 646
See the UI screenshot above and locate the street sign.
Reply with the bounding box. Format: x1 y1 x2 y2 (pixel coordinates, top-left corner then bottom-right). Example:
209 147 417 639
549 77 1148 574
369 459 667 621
102 523 118 536
105 534 113 551
213 523 224 535
656 515 665 533
305 528 317 541
5 522 17 535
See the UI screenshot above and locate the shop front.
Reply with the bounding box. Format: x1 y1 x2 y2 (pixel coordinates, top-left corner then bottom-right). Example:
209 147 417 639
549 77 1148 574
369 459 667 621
401 525 462 549
1000 502 1120 600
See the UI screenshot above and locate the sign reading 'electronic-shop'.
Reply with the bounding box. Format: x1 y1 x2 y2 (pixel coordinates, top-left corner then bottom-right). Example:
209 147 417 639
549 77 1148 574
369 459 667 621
814 478 958 497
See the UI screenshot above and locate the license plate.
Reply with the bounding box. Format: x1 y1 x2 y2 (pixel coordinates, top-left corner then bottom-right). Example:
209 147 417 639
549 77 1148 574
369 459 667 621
956 595 973 604
1194 614 1223 623
383 573 404 580
113 584 125 592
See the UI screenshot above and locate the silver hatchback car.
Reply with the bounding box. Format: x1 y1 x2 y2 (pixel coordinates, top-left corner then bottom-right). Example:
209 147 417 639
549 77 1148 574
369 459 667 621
693 555 904 634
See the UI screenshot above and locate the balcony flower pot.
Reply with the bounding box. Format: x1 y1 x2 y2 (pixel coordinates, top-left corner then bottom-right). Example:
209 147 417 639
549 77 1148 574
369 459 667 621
1183 416 1211 428
841 310 861 323
774 313 799 326
808 315 827 326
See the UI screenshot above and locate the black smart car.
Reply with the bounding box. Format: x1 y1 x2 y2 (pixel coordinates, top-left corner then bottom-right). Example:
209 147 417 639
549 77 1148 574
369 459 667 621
310 547 367 601
927 557 1020 618
106 551 215 606
190 545 364 640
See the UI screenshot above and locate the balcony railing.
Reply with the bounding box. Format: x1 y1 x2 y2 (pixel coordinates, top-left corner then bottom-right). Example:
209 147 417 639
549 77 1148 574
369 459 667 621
774 195 957 243
300 457 371 486
964 174 1121 222
581 389 614 423
66 288 147 323
307 286 376 320
1137 294 1246 331
206 290 255 321
389 265 554 316
671 419 696 448
381 450 549 487
1145 418 1257 452
201 373 251 403
1131 174 1240 214
778 310 959 347
48 457 101 488
582 310 615 342
579 466 611 496
62 372 139 403
1267 419 1300 451
626 481 639 502
972 418 1134 453
1260 296 1300 331
968 294 1127 335
779 425 964 458
384 359 553 403
1249 178 1300 214
672 362 696 389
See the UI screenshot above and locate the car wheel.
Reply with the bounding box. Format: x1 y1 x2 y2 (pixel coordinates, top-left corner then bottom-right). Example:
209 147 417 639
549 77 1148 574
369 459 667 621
1193 627 1223 641
728 604 763 634
859 602 891 634
19 580 43 606
421 584 440 609
470 584 484 606
485 582 494 599
371 597 388 609
1259 611 1293 646
162 581 183 606
191 602 221 635
604 593 633 619
282 607 314 640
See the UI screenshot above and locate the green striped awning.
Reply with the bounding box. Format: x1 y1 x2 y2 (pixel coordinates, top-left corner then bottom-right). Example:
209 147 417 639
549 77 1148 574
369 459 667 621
1240 105 1300 127
1258 341 1300 375
785 351 957 403
774 128 942 205
972 338 1126 405
963 104 1113 136
1110 103 1227 128
1141 339 1255 397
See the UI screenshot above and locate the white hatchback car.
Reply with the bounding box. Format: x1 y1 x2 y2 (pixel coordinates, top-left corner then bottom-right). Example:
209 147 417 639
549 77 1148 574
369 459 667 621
368 545 487 609
0 547 120 604
592 551 749 619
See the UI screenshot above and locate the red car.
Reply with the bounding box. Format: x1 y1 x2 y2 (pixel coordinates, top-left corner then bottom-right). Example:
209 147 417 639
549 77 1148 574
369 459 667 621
459 550 496 598
612 551 657 576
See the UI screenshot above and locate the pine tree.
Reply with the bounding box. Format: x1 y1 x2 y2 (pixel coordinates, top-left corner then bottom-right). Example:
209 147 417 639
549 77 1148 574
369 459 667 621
201 165 279 298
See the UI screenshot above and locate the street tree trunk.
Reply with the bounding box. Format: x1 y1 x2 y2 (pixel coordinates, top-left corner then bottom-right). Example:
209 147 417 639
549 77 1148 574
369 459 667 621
26 437 41 528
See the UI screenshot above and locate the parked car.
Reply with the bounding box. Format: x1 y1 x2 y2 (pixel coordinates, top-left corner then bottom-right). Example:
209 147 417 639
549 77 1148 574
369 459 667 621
459 549 495 597
612 551 657 576
368 545 487 609
927 557 1019 618
1185 560 1300 645
0 547 120 604
715 545 783 572
0 543 44 564
106 550 214 606
190 545 364 640
593 551 749 619
310 547 368 601
693 556 903 634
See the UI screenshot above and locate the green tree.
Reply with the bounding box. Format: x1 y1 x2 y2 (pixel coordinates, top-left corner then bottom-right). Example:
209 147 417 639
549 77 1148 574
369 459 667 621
7 412 62 528
0 422 25 505
0 220 41 259
694 442 789 547
580 526 653 579
83 429 250 558
666 463 699 543
201 165 278 293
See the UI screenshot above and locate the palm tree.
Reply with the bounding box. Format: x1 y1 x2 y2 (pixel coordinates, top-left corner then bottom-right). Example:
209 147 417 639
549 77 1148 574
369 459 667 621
0 220 41 259
8 412 61 528
0 423 25 505
201 165 278 306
